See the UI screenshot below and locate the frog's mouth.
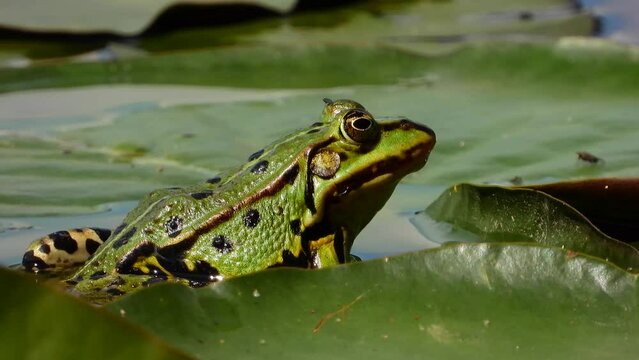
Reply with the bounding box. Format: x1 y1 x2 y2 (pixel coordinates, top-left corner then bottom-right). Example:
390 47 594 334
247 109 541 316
332 122 436 198
333 140 434 198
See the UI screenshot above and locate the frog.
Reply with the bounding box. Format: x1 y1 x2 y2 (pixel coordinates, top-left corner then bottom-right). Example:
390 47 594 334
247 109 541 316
22 99 436 300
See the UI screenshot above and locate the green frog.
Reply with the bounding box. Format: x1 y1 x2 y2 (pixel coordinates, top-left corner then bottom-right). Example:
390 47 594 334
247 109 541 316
22 99 436 299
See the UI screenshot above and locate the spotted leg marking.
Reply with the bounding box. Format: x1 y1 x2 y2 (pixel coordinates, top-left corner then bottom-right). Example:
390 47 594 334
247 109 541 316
22 228 111 272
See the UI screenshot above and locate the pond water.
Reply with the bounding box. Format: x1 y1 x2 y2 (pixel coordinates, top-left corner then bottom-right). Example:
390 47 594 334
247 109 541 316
582 0 639 44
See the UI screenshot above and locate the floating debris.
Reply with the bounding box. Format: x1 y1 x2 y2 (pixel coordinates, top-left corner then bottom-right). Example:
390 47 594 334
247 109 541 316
577 151 604 164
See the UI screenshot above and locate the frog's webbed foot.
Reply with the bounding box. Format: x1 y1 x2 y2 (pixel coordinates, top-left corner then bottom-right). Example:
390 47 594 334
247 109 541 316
22 228 111 272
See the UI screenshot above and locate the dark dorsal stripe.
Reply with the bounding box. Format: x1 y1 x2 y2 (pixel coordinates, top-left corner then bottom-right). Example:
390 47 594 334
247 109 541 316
283 164 299 185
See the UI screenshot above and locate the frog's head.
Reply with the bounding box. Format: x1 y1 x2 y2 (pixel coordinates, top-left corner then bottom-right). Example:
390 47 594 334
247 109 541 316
305 99 436 264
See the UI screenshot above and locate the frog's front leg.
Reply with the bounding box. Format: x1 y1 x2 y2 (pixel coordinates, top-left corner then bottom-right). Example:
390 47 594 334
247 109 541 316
22 228 111 271
308 226 356 268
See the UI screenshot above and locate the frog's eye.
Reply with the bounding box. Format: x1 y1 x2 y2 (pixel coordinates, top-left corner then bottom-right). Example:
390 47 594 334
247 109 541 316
341 110 380 144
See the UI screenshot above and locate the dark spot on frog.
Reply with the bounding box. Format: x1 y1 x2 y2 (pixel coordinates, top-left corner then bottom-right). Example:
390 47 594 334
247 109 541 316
112 223 127 238
283 164 299 185
251 160 269 174
248 149 265 161
212 235 233 253
188 279 210 287
116 242 156 274
180 260 221 285
337 152 348 161
206 176 221 184
38 243 51 255
21 250 49 271
149 266 167 277
109 277 126 286
191 190 214 200
90 270 106 280
322 98 333 105
290 219 301 236
307 129 320 134
243 209 260 228
92 228 112 241
50 231 78 254
65 276 81 286
85 238 102 255
272 249 308 268
164 216 183 238
106 288 125 296
142 276 166 287
311 121 323 127
112 227 137 249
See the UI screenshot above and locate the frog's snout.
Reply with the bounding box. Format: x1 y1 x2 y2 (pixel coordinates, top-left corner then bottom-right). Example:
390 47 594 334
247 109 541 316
399 119 436 140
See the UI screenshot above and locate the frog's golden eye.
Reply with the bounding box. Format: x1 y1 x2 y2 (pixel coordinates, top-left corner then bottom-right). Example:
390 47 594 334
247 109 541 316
341 110 380 144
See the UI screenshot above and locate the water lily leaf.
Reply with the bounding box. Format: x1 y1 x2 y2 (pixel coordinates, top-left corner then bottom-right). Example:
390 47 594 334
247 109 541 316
106 243 639 359
0 0 594 62
414 183 639 271
0 267 190 359
0 0 296 35
522 178 639 243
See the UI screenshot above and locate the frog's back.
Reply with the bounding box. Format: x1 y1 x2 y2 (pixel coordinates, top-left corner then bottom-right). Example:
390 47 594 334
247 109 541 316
70 122 329 292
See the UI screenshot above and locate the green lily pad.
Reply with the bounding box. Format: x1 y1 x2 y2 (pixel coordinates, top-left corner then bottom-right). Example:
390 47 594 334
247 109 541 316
0 267 190 359
0 0 295 35
414 183 639 271
523 178 639 243
0 0 594 62
106 243 639 359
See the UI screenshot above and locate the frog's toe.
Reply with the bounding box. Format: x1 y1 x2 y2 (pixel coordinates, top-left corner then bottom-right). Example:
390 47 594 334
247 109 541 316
22 228 111 272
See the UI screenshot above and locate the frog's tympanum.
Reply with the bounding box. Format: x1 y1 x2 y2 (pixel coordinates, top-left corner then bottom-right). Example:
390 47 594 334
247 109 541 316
22 99 436 299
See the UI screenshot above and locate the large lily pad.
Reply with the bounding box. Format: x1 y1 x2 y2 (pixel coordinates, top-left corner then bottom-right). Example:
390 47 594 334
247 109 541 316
524 178 639 243
0 0 295 35
0 268 189 359
0 0 595 65
414 183 639 271
105 243 639 359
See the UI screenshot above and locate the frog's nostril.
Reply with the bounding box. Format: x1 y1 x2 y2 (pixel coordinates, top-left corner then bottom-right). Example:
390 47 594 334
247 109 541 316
399 120 436 139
